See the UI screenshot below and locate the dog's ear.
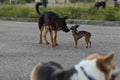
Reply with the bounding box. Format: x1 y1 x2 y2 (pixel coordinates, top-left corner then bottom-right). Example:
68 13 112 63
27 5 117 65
51 69 65 80
100 51 115 71
76 24 79 28
57 16 67 26
104 51 115 62
62 16 68 20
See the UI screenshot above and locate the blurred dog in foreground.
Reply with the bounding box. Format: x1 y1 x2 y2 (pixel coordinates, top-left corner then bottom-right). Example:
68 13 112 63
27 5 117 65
31 51 119 80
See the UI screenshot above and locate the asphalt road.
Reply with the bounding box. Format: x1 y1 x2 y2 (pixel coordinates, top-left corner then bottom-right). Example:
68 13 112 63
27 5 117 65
0 20 120 80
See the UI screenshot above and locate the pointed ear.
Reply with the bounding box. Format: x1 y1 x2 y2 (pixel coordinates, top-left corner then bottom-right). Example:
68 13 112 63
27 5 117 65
51 69 65 80
104 51 115 62
101 51 115 70
76 24 79 28
62 16 68 20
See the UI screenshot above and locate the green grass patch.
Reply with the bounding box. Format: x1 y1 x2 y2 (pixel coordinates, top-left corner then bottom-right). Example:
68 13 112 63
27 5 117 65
0 5 120 21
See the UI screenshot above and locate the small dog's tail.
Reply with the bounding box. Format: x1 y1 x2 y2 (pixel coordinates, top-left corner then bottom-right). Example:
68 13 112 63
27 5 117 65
30 63 43 80
35 2 42 16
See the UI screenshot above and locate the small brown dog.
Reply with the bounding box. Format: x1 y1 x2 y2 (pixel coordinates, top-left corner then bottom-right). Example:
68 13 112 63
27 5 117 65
70 24 91 48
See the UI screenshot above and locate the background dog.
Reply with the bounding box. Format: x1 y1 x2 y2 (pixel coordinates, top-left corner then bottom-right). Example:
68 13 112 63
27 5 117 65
30 51 119 80
95 1 106 9
35 2 70 47
70 24 91 48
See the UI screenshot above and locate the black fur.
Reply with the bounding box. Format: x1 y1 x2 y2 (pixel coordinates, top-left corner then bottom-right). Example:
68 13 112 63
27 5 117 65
37 61 63 80
37 61 77 80
35 2 70 32
95 1 106 9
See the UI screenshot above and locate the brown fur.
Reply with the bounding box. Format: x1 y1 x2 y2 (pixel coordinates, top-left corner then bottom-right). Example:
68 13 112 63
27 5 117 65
97 52 116 80
87 51 117 80
70 24 91 48
87 53 102 60
30 63 43 80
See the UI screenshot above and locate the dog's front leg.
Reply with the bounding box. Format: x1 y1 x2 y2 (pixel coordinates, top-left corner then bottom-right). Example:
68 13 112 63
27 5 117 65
54 31 58 46
74 36 77 48
49 30 54 47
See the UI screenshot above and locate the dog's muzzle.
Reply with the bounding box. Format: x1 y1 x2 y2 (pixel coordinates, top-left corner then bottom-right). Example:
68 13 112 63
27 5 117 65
111 70 120 80
62 27 70 32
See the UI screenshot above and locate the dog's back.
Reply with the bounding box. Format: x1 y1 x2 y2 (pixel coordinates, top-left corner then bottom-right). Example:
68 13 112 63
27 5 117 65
78 31 91 38
43 11 61 28
35 2 69 31
30 61 63 80
35 2 61 29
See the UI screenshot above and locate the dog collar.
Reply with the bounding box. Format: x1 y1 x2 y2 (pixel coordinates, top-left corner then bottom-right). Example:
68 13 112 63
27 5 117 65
80 67 95 80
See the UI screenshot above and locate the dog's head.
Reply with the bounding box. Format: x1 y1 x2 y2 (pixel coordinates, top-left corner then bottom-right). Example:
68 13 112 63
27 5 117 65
70 24 79 31
75 51 119 80
57 16 70 32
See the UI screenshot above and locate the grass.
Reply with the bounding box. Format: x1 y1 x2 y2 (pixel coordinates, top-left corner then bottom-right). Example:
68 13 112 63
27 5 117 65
0 4 36 18
0 3 120 21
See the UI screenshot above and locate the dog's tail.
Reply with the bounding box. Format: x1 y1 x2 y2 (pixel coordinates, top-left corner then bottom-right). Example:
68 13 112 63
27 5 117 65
35 2 42 16
30 63 43 80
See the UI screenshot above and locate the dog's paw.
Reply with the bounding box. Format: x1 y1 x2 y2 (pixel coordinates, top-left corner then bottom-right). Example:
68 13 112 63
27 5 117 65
51 44 58 47
52 45 55 47
39 41 43 44
46 42 50 45
55 43 58 46
74 46 77 48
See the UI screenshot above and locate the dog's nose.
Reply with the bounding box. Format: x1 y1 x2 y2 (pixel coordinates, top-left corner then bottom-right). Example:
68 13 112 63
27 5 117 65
111 69 120 80
66 29 70 32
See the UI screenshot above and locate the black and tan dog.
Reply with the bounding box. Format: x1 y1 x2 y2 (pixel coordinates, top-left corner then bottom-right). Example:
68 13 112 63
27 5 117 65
35 2 70 47
70 24 91 48
30 52 119 80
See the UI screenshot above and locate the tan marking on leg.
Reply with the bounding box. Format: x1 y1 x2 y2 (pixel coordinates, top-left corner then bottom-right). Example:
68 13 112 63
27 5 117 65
49 30 54 47
44 27 49 44
39 27 44 44
54 30 58 46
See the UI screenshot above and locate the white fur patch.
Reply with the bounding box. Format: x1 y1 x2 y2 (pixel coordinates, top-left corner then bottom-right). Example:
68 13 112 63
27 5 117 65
70 59 105 80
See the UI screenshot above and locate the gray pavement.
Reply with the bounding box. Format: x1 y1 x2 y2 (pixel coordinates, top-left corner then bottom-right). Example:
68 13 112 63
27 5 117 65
0 20 120 80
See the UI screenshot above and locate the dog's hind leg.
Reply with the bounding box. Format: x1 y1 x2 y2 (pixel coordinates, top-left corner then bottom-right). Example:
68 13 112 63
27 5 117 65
39 26 44 44
44 27 49 44
49 30 54 47
54 30 58 46
85 38 89 48
85 37 92 48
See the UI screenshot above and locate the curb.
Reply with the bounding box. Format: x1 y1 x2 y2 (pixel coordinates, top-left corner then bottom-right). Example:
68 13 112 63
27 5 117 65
0 17 120 26
67 19 120 26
